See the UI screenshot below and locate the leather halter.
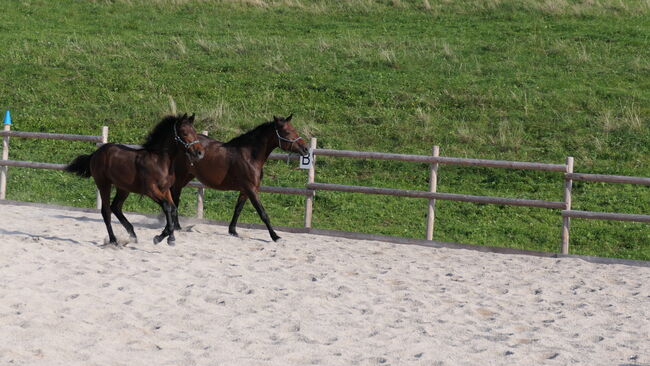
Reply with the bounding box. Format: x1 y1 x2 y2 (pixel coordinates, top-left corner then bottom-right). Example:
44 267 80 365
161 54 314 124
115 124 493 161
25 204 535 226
174 121 200 150
275 128 303 148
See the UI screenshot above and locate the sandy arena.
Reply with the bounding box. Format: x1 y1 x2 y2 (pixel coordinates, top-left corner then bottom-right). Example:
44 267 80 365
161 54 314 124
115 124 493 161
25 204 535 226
0 202 648 365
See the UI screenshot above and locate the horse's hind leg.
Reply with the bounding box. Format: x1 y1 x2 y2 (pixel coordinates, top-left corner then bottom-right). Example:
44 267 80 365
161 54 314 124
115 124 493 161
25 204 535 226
97 183 118 245
246 189 280 242
228 192 248 237
111 188 137 243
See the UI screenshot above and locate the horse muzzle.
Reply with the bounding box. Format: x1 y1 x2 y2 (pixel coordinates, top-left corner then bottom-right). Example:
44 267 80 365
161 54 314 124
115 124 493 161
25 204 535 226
186 144 205 163
296 144 309 157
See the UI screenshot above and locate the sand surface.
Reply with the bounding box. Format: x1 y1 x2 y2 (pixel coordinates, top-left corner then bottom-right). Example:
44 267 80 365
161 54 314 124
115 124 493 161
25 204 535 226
0 203 648 365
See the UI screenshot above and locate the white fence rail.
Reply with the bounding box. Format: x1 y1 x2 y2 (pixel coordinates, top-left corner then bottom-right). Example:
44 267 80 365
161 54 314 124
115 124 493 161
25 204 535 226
1 123 648 255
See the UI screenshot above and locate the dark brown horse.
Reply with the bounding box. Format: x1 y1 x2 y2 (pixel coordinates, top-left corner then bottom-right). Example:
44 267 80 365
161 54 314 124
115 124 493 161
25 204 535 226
65 113 205 246
171 114 308 241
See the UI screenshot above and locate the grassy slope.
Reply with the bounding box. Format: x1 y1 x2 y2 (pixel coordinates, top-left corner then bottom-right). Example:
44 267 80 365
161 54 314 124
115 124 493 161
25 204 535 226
0 0 648 259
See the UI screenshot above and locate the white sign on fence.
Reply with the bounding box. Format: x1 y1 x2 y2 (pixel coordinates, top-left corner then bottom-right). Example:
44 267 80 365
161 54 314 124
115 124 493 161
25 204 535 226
299 149 313 169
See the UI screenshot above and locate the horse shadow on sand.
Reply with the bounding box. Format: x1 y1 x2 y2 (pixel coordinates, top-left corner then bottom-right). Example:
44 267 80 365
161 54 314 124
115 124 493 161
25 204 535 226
0 228 84 245
49 214 272 246
51 214 164 229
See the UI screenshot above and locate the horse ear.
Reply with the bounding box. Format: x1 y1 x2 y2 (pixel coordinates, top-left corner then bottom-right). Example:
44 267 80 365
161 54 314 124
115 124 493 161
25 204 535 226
189 113 195 123
182 113 188 119
286 113 293 122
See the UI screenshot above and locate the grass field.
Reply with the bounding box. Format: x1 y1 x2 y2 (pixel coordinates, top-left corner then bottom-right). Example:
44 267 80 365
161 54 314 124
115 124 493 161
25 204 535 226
1 0 648 259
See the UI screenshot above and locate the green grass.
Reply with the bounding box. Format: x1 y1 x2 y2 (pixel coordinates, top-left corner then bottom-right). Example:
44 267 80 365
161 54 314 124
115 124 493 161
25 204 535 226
1 0 648 259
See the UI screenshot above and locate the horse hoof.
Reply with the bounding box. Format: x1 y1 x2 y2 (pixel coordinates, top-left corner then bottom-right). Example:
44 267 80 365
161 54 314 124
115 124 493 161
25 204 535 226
153 236 162 245
104 236 118 246
272 236 281 242
229 231 239 237
130 236 138 244
167 239 176 246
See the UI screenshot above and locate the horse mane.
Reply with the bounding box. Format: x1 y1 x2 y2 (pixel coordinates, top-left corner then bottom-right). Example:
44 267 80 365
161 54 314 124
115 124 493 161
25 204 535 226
142 115 180 153
223 121 274 148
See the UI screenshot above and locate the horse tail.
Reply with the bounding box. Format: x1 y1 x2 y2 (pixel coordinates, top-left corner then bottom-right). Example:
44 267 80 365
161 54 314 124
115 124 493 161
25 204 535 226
65 153 93 178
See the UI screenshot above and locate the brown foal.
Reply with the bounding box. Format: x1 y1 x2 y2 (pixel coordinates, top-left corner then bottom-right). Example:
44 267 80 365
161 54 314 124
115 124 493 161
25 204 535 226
171 114 308 241
66 113 204 246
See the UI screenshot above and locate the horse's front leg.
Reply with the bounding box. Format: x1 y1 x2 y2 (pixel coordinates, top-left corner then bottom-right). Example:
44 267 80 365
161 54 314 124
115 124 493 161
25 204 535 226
170 185 183 231
171 170 195 231
152 189 177 246
246 188 280 242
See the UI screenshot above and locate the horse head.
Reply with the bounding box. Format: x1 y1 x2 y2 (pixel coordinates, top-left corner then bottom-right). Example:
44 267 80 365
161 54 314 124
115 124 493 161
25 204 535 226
273 114 309 156
174 113 205 161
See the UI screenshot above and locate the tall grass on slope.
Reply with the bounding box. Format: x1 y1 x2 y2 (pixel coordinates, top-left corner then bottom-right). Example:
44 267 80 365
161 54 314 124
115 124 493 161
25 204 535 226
1 0 648 259
102 0 650 16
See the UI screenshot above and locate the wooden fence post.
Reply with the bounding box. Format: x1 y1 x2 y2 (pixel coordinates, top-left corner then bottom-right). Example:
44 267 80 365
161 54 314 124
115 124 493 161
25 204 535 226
1 120 11 200
561 156 574 254
196 130 208 219
304 137 317 229
426 145 440 240
96 126 109 209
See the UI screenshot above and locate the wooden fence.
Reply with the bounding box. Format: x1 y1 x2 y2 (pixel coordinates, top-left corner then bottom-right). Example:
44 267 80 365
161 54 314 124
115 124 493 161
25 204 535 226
1 123 649 255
